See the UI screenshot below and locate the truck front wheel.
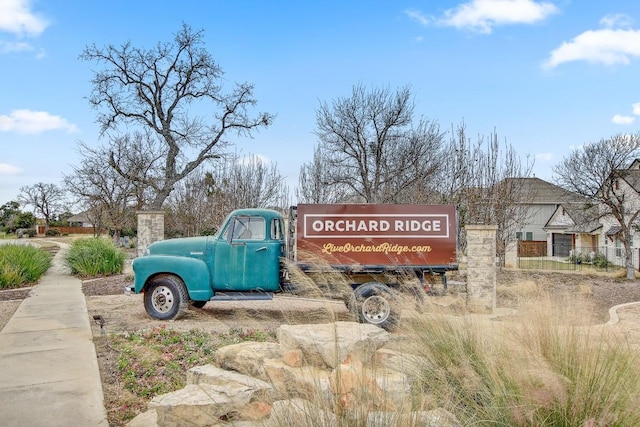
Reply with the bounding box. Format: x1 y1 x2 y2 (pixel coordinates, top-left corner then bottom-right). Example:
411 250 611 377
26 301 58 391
348 282 399 331
144 275 189 320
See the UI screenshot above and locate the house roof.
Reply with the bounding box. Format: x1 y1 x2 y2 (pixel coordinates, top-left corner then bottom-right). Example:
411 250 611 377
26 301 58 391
549 203 602 233
67 211 92 223
618 168 640 193
606 226 622 236
504 177 586 205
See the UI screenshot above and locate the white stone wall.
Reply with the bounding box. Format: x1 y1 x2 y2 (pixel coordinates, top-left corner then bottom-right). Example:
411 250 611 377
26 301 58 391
137 211 165 257
465 224 497 314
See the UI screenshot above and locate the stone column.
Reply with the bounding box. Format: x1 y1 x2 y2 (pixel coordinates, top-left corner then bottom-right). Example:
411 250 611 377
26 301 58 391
136 211 165 257
465 224 497 314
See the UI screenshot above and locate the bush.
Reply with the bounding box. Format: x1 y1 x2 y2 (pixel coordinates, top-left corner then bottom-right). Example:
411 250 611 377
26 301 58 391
0 244 52 289
64 238 126 277
45 228 61 236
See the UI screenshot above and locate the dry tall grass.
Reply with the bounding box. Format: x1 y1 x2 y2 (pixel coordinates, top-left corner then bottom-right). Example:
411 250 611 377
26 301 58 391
402 293 640 426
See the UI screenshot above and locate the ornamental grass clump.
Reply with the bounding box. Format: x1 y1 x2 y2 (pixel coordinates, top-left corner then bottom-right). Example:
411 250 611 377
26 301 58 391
0 244 52 288
405 295 640 426
65 237 126 277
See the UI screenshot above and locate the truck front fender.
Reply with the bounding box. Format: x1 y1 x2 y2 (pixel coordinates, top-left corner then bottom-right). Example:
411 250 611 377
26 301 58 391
132 255 213 301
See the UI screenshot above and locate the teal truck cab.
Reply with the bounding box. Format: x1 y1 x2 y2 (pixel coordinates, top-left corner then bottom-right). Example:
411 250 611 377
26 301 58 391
130 204 457 330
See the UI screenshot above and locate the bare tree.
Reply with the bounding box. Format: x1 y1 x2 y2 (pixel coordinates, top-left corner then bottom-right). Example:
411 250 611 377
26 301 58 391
297 144 366 204
64 142 137 240
437 123 534 263
311 84 444 203
18 183 66 232
80 23 274 209
165 154 289 237
223 155 289 209
554 133 640 279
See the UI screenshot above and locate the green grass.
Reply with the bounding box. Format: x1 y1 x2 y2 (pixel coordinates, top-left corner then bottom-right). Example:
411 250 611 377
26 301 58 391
104 326 277 426
518 258 625 273
0 244 52 289
64 238 126 277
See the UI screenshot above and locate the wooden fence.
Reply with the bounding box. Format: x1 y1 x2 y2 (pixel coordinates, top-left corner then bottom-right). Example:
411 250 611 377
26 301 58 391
37 226 96 235
518 240 547 257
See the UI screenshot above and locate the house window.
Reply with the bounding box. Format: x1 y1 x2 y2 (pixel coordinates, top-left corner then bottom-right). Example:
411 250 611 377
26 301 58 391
516 231 533 241
616 238 622 257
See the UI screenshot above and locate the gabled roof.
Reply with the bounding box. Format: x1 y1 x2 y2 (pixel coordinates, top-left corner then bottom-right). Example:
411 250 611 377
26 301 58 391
503 177 586 205
544 203 601 234
618 168 640 193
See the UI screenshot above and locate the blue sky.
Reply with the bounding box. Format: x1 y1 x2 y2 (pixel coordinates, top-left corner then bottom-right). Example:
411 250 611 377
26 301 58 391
2 0 640 206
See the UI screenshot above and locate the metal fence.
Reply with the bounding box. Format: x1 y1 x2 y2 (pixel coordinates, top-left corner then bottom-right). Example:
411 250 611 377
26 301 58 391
517 244 638 272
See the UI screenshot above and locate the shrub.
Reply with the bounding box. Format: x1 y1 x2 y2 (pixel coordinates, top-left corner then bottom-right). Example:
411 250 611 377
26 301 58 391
45 228 61 236
0 244 52 289
64 238 126 277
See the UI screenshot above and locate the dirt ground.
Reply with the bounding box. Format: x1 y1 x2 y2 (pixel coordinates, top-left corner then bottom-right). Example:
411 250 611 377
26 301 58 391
3 270 640 335
81 275 355 336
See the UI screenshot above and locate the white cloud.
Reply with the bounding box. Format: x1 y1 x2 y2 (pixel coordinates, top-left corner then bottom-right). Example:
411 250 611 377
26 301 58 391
405 9 431 26
0 110 79 134
0 163 22 175
543 14 640 69
612 114 635 125
0 0 49 36
428 0 559 34
544 29 640 68
0 40 33 53
632 103 640 115
600 14 634 30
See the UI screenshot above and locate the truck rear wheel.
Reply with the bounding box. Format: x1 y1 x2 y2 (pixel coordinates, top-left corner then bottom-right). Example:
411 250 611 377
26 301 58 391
348 282 399 331
144 274 189 320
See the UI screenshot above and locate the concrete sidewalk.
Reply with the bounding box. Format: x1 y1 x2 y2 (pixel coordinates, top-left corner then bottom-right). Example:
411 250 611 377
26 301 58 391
0 242 108 426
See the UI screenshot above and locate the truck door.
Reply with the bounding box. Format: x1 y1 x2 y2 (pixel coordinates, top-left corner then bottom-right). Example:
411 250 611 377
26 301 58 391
213 215 281 292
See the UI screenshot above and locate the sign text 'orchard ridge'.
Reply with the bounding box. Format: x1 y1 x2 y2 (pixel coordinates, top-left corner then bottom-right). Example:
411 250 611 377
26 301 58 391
303 214 450 238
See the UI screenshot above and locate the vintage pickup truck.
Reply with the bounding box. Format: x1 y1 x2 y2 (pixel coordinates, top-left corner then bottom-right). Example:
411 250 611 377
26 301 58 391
130 204 458 330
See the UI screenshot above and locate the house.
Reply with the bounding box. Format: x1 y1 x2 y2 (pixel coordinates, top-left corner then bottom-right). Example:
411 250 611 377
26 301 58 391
543 203 601 257
508 177 586 242
67 211 95 228
532 160 640 268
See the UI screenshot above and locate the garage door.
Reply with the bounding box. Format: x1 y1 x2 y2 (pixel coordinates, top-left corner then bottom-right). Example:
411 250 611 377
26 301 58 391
552 233 572 257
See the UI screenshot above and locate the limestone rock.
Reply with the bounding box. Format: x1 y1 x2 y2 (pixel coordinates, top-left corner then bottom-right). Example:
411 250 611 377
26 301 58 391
216 341 281 381
126 409 158 427
263 358 332 401
277 321 389 368
187 364 273 403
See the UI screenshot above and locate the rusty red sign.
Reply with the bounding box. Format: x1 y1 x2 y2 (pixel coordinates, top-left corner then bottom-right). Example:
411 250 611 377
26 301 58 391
295 204 457 267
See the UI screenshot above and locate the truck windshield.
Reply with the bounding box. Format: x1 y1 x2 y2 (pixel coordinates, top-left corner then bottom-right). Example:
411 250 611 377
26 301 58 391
224 217 266 240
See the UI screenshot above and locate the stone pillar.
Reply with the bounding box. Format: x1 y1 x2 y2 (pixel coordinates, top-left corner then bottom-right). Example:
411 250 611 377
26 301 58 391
465 224 497 314
136 211 165 257
503 239 518 269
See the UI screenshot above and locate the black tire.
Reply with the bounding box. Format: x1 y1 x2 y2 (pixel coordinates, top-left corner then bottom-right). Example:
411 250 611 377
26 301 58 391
190 300 207 309
348 282 399 331
143 274 189 320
